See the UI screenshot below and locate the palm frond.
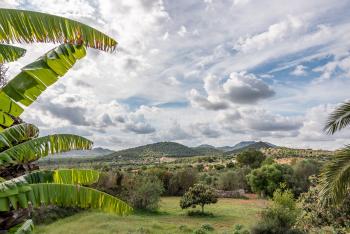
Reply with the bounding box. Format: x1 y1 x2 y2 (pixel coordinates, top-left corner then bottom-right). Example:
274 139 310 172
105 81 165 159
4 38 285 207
8 219 34 234
324 101 350 134
2 43 86 107
0 44 26 63
0 8 117 52
0 176 132 215
0 134 92 167
319 145 350 205
0 123 39 151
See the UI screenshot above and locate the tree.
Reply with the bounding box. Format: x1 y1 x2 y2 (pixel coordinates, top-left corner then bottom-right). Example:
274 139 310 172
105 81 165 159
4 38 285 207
247 163 293 197
320 101 350 205
0 8 130 233
180 184 218 213
169 168 197 195
236 149 266 169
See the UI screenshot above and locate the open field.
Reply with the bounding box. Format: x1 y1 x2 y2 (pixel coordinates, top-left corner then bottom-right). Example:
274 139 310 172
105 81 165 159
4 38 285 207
35 197 267 234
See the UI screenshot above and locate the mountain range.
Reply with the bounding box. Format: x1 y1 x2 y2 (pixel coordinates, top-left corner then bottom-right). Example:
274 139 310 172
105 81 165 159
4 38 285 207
45 141 276 160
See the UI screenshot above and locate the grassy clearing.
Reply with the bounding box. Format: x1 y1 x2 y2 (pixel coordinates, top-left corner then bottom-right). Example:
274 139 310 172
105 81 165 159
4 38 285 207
35 197 267 234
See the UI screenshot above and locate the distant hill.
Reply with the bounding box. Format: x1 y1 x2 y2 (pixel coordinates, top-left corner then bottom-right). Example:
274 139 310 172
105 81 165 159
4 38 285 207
225 141 275 155
192 145 224 156
42 147 115 160
101 142 200 160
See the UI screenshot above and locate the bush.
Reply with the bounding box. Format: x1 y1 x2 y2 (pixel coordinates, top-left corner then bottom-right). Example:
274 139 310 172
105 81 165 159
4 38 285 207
123 174 164 211
247 163 293 197
31 206 81 225
180 184 218 214
214 164 225 170
251 189 302 234
236 150 266 169
218 168 250 191
233 224 250 234
169 168 198 195
291 159 321 195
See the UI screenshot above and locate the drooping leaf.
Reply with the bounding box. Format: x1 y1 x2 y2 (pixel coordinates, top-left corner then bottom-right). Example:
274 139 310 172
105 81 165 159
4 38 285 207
0 92 23 119
0 176 132 215
0 44 26 63
0 134 92 167
319 145 350 205
0 123 39 151
8 219 34 234
0 8 117 52
324 101 350 134
2 44 86 107
24 169 100 185
53 169 100 185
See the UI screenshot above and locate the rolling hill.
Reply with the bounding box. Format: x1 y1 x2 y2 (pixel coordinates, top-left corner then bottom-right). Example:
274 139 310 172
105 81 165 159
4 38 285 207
225 141 275 155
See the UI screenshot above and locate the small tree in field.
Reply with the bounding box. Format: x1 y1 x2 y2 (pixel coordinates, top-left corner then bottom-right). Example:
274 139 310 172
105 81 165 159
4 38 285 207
180 184 218 213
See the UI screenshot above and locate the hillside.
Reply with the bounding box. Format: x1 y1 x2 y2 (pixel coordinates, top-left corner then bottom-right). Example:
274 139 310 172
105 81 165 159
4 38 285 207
101 142 200 160
192 145 224 156
225 141 274 155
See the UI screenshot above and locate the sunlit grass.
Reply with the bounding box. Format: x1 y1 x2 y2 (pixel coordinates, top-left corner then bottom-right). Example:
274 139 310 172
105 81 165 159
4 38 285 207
35 197 267 234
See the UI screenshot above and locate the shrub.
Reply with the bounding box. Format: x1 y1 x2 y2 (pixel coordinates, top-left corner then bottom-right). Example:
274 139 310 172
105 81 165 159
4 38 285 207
214 164 225 170
201 224 214 231
169 168 198 195
123 174 164 211
233 224 250 234
291 159 321 195
251 189 302 234
218 168 250 191
180 184 218 213
247 163 293 197
226 161 235 168
236 150 266 169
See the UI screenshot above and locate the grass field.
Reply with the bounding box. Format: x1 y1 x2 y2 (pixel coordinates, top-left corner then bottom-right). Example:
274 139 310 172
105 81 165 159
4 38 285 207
35 197 267 234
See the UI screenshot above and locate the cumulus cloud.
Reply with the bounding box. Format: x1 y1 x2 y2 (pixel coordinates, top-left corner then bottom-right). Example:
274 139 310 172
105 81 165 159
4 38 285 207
189 72 275 110
291 65 307 76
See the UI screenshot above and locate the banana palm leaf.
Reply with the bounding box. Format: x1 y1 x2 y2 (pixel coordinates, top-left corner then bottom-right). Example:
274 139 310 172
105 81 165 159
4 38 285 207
24 169 100 185
0 134 92 167
319 145 350 205
0 44 26 63
0 176 132 215
324 101 350 134
8 219 34 234
2 43 86 108
53 169 100 185
0 123 39 151
0 8 117 52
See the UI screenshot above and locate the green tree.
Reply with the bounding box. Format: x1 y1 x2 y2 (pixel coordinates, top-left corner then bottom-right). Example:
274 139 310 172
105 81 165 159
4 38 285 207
247 163 293 197
0 8 130 233
252 188 302 234
180 184 218 213
236 149 266 169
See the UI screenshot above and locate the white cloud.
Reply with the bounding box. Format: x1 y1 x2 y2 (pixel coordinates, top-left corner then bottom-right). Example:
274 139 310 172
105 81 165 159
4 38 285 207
291 65 307 76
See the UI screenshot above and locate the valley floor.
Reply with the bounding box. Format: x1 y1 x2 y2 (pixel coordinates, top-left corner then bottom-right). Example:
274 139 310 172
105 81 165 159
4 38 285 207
35 197 267 234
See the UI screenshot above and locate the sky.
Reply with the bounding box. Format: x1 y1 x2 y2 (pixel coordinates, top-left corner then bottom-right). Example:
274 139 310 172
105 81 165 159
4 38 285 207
2 0 350 150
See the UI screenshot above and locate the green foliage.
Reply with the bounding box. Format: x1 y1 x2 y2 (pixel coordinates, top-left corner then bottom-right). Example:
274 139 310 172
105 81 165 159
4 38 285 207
324 101 350 134
218 168 250 191
296 180 350 233
319 145 350 205
31 206 81 225
236 150 266 169
0 8 117 51
0 44 26 63
169 168 198 195
8 219 34 234
233 224 250 234
201 223 214 231
247 163 293 197
291 159 321 195
0 124 39 151
180 184 218 213
251 189 302 234
123 175 163 211
0 134 92 167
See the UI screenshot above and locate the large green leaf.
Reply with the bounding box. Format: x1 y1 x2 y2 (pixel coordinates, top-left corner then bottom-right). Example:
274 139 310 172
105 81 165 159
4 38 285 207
53 169 100 185
0 134 92 167
0 8 117 52
24 169 100 185
0 176 132 215
0 123 39 151
2 43 86 107
0 44 26 63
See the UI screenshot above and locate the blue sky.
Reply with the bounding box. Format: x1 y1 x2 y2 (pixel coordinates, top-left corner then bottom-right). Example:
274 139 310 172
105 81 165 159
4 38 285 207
3 0 350 150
